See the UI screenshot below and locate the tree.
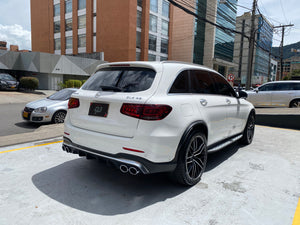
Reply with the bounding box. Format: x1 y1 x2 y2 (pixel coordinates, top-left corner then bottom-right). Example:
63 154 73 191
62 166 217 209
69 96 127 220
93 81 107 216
291 69 300 76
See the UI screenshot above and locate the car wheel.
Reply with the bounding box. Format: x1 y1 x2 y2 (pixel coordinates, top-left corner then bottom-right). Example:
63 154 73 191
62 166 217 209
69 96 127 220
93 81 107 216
240 112 255 145
290 99 300 108
52 111 66 124
172 131 207 186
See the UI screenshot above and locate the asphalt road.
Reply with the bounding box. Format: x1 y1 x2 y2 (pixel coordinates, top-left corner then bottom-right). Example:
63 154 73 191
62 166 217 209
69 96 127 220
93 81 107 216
0 126 299 225
0 103 42 136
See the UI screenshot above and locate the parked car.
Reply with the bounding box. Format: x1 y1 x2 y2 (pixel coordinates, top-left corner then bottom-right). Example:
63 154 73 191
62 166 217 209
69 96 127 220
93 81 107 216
62 61 255 186
246 81 300 108
0 73 19 90
22 88 78 123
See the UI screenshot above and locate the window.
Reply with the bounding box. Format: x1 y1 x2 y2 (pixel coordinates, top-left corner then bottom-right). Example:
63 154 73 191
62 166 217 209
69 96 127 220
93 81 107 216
150 0 158 13
259 83 275 92
292 83 300 90
136 52 141 61
82 67 156 93
161 20 169 36
66 37 73 49
54 4 60 17
78 0 86 10
160 56 168 61
169 70 189 93
65 18 72 31
275 83 293 91
136 31 141 49
211 73 236 97
78 15 86 29
78 34 86 48
137 11 142 28
65 0 72 13
162 0 169 18
137 0 143 8
54 38 61 50
149 34 157 51
148 54 156 61
54 21 60 33
161 38 168 54
190 70 216 94
149 15 157 32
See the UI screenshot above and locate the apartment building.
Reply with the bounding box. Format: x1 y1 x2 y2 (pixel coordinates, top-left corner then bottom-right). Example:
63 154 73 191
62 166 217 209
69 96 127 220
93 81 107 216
31 0 172 62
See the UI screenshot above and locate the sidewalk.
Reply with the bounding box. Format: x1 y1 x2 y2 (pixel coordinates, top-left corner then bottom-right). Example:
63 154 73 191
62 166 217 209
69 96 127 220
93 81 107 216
0 90 57 104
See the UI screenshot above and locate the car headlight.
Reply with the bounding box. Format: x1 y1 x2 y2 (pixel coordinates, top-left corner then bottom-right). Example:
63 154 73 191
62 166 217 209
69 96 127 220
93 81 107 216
0 80 7 85
33 107 47 113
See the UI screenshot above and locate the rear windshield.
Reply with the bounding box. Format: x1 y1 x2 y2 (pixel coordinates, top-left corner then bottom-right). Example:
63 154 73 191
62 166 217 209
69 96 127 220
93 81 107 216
81 67 156 92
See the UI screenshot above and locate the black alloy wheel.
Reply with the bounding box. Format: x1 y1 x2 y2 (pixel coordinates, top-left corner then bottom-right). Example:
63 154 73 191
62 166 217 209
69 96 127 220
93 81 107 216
52 111 66 124
240 112 255 145
172 131 207 186
290 99 300 108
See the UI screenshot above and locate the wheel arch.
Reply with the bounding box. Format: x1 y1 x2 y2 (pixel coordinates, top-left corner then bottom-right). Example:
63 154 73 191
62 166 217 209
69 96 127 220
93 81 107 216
173 120 208 162
289 98 300 107
51 109 67 122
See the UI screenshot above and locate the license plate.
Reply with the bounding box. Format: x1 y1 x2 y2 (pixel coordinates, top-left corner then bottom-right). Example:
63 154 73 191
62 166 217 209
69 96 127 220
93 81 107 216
11 86 16 89
23 111 29 118
88 103 109 117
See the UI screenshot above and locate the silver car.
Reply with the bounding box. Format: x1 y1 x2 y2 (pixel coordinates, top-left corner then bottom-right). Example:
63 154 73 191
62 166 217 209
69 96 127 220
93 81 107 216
22 88 78 123
246 81 300 108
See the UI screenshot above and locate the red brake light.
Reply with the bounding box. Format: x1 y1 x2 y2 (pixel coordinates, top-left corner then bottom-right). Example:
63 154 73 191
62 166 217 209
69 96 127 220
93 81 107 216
120 104 172 121
68 98 80 109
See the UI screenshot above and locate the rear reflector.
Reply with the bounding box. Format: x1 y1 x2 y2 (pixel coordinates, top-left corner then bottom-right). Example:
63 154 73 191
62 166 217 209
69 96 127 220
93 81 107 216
120 103 172 121
123 147 144 153
68 98 80 109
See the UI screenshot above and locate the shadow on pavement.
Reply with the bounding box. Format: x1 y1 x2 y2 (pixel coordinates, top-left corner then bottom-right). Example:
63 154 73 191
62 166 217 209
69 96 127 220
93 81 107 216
32 158 189 215
15 122 42 129
206 143 241 172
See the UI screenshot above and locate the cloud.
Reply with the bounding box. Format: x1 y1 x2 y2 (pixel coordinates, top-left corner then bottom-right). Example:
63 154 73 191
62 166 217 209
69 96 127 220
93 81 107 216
0 24 31 50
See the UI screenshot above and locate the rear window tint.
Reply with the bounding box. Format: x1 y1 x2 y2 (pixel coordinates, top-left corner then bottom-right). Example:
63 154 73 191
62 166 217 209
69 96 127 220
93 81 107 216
82 67 156 92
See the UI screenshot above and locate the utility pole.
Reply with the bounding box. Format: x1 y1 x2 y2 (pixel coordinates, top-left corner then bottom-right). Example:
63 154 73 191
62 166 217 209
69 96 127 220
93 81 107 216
246 0 257 90
238 19 245 81
267 46 271 81
274 24 294 80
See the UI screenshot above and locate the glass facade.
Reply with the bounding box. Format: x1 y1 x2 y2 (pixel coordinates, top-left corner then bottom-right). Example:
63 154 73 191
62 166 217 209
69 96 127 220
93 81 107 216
193 0 206 65
137 11 142 28
148 54 156 61
54 38 61 50
54 21 60 33
66 37 73 49
65 0 72 13
214 0 237 62
254 16 273 77
136 31 141 48
149 34 157 51
54 4 60 17
150 0 158 13
162 0 169 18
78 0 86 10
149 15 157 32
78 34 86 47
161 20 168 36
65 18 72 31
78 15 86 29
161 38 168 54
137 0 143 8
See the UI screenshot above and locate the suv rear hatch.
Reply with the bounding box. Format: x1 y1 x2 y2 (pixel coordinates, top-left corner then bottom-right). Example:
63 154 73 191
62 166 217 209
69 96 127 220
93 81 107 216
68 65 160 138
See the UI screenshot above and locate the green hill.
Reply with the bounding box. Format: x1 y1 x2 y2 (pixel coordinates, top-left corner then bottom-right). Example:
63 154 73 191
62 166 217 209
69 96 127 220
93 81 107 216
272 41 300 59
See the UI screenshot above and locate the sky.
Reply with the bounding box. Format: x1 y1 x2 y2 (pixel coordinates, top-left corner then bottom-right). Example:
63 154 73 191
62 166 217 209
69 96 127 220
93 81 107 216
0 0 299 51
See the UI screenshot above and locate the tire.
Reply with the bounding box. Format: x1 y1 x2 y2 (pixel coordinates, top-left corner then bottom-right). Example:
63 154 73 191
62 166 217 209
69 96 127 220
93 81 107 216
290 99 300 108
52 111 66 124
240 112 255 145
171 131 207 186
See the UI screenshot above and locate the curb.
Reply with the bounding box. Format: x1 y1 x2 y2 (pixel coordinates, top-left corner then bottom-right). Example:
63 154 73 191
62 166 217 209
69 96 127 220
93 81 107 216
0 124 64 148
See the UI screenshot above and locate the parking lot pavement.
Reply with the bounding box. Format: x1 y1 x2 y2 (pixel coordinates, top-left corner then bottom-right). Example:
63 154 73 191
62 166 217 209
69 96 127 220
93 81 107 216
0 126 299 225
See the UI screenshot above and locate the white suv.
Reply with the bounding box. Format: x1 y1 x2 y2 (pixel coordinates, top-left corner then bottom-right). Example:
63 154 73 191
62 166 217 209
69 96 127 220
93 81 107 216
63 61 255 186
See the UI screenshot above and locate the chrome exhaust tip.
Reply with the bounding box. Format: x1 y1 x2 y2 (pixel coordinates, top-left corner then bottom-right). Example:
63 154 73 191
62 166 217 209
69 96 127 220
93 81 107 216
120 164 129 173
129 167 139 175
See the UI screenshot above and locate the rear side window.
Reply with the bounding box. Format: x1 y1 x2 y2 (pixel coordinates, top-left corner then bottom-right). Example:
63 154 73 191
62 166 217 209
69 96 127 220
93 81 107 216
258 83 275 91
210 73 236 97
190 70 216 94
82 67 156 92
275 83 293 91
169 70 189 93
292 83 300 90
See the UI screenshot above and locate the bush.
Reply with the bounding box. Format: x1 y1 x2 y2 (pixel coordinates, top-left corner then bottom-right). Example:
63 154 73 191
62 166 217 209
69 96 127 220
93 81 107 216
20 77 39 90
65 80 82 88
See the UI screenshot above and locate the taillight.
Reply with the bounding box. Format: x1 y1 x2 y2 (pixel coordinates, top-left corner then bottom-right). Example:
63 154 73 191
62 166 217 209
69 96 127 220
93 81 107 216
120 104 172 121
68 98 80 109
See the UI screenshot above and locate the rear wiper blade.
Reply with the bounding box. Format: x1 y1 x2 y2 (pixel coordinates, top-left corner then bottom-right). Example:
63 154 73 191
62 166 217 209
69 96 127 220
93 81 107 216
100 85 123 92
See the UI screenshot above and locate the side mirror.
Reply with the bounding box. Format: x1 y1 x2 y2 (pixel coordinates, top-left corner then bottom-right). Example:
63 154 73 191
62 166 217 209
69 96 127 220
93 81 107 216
238 90 248 99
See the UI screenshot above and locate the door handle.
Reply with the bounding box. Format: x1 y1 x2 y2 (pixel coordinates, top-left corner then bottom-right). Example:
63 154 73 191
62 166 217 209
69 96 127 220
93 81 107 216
200 99 207 106
226 99 231 104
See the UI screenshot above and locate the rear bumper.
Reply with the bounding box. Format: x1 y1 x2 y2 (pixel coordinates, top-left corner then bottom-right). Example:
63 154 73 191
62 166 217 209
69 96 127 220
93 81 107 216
62 137 177 174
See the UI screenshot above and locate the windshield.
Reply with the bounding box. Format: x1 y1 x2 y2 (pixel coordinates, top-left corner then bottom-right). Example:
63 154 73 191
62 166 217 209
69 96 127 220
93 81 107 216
0 74 16 81
81 67 156 92
48 89 77 100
